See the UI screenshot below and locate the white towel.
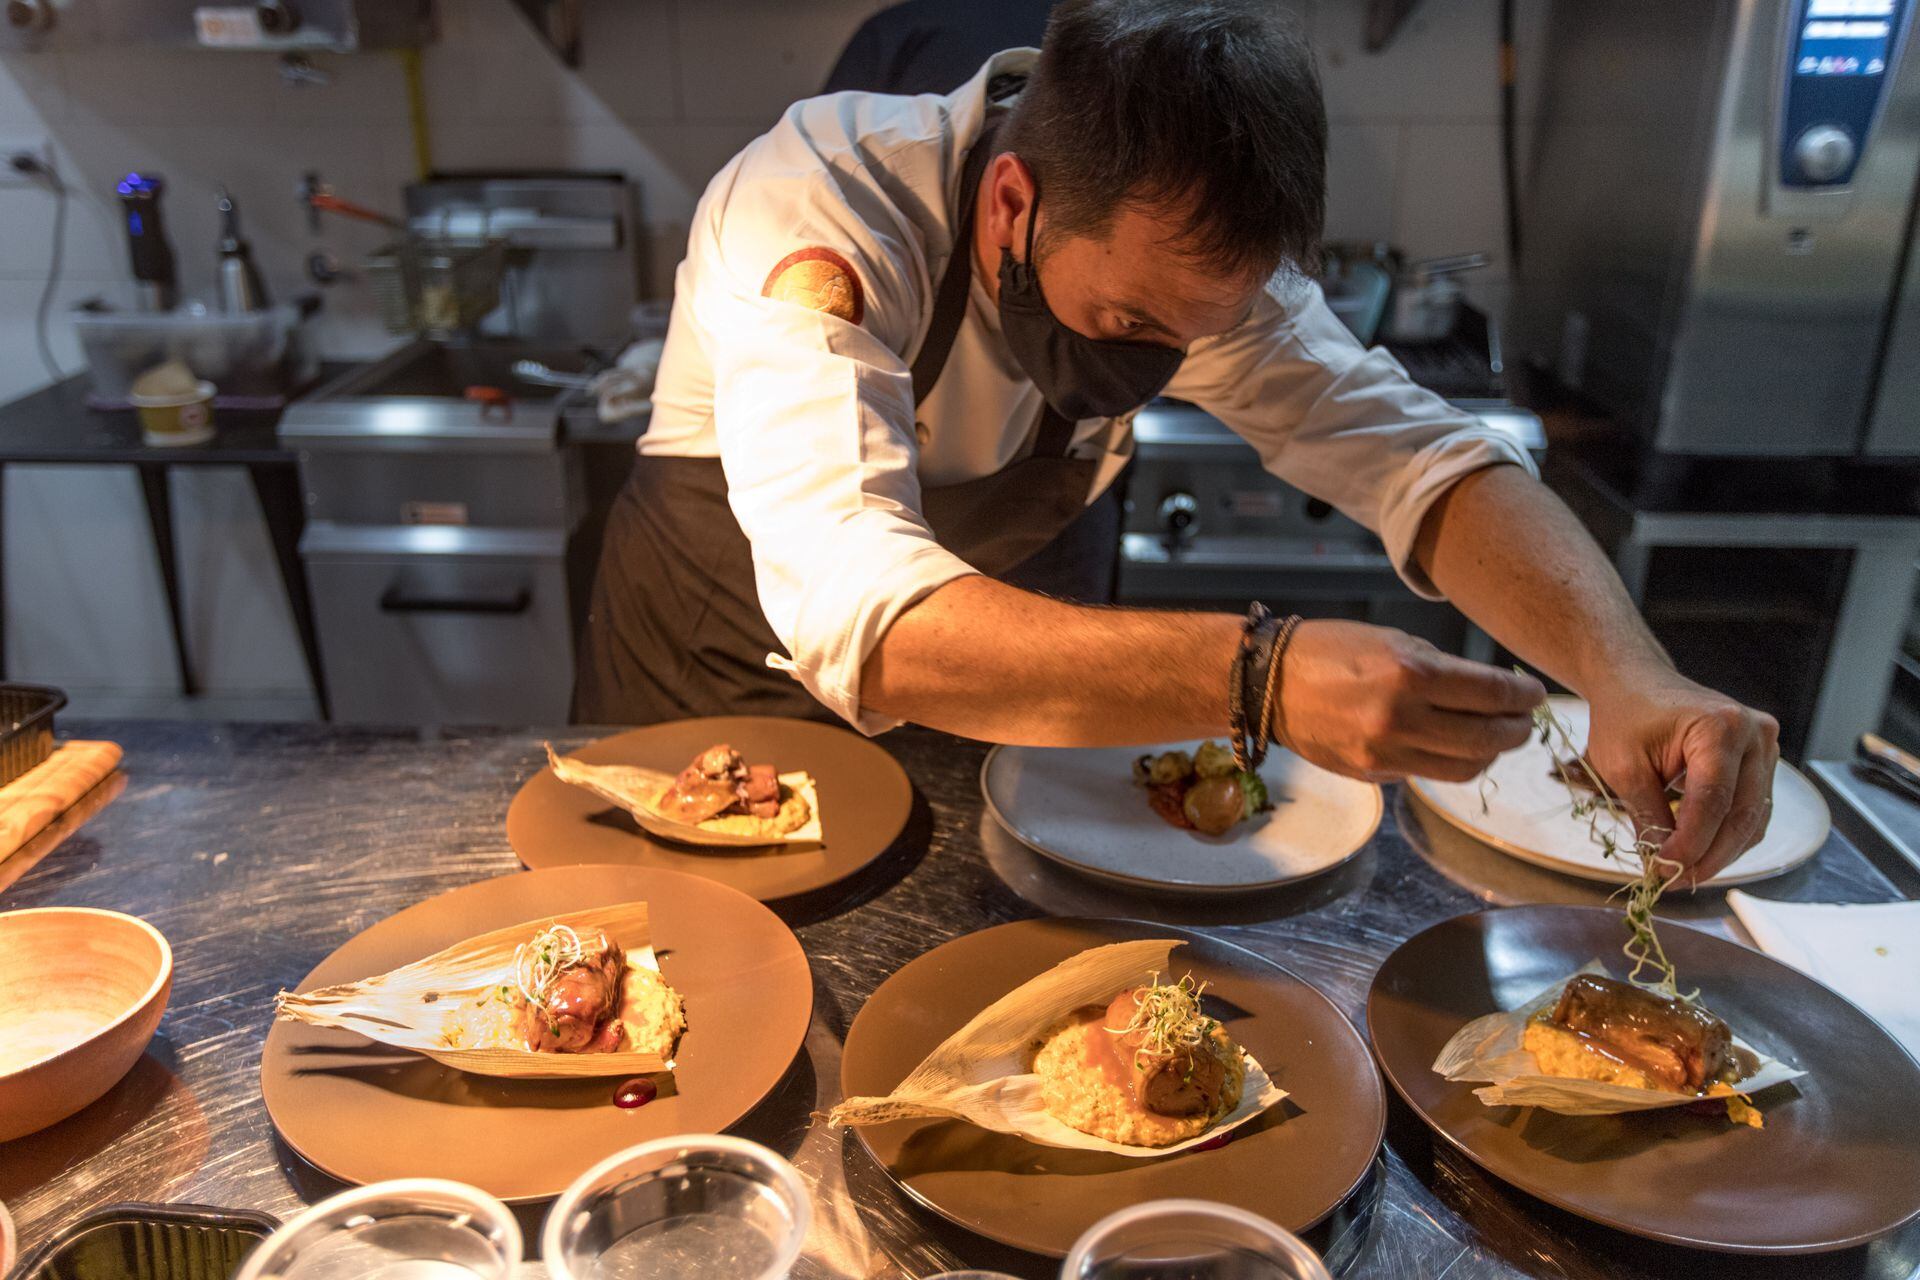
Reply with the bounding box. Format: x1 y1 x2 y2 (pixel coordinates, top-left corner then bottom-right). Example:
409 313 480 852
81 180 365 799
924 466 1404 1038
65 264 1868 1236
1727 891 1920 1063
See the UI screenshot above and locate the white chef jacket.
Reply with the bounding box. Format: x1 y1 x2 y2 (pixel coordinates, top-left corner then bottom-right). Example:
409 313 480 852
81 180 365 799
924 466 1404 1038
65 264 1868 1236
644 48 1536 734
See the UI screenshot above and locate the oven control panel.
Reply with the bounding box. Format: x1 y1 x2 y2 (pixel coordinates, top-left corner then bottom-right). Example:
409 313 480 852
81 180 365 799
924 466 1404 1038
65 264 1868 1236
1781 0 1912 186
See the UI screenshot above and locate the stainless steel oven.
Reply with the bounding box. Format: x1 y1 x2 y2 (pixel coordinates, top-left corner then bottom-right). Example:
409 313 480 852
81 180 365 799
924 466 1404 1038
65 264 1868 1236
1118 400 1544 654
280 341 597 725
1514 0 1920 458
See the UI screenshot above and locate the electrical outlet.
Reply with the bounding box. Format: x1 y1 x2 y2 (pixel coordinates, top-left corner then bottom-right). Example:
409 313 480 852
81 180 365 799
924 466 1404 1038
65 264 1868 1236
0 138 55 187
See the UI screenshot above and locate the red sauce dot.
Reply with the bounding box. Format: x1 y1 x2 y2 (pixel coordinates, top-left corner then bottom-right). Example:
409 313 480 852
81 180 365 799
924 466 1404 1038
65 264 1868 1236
1193 1131 1232 1152
614 1077 658 1109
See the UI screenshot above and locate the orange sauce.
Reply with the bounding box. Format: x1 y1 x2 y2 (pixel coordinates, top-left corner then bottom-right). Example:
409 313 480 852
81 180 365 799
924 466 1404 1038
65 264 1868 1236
1076 1005 1141 1100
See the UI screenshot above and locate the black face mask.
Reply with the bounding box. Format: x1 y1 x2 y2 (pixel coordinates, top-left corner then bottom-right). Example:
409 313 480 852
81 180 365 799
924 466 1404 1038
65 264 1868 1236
996 195 1184 421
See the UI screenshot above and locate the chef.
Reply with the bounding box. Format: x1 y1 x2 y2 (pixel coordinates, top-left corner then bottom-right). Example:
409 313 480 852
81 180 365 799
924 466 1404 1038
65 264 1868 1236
578 0 1779 884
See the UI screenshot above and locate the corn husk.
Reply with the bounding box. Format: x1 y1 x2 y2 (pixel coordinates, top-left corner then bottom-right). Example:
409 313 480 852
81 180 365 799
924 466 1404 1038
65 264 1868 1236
544 745 823 848
828 938 1288 1157
275 902 679 1079
1433 962 1806 1115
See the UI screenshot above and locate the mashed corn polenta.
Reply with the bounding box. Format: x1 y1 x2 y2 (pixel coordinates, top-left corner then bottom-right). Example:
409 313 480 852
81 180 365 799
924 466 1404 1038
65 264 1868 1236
1521 1016 1662 1090
1031 1011 1246 1148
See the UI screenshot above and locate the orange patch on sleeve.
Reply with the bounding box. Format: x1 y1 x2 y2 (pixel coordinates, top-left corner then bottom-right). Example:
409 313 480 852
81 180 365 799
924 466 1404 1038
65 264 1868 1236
762 247 865 325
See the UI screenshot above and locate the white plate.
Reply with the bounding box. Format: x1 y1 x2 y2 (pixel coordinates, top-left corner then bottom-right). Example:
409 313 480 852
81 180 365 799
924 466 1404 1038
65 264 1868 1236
980 741 1383 895
1407 696 1830 887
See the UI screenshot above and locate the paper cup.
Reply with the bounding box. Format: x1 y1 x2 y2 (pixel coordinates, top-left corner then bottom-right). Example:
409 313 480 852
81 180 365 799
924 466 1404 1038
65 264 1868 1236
129 380 215 447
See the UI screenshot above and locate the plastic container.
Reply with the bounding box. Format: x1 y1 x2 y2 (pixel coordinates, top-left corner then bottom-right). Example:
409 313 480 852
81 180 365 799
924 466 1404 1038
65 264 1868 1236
0 683 65 788
129 380 216 448
1061 1200 1332 1280
230 1180 518 1280
73 303 318 409
11 1202 280 1280
542 1135 810 1280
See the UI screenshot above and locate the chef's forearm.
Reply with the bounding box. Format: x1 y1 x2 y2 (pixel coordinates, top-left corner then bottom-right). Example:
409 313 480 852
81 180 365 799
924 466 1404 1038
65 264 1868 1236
1413 463 1670 699
860 576 1241 746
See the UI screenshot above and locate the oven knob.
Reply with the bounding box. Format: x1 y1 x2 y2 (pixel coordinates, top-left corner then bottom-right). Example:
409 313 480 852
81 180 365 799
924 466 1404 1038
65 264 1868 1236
1157 492 1199 542
1794 125 1855 184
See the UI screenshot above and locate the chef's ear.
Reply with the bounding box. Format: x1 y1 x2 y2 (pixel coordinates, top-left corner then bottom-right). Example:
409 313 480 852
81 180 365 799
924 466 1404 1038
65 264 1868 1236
981 152 1038 254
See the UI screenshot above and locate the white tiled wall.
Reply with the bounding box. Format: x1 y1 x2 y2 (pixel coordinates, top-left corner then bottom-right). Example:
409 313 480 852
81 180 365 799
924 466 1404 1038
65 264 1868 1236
0 0 1544 715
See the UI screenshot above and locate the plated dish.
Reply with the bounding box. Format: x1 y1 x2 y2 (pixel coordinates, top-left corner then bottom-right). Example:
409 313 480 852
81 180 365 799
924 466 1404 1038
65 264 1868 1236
261 865 812 1202
275 906 686 1077
839 918 1384 1257
1368 904 1920 1253
982 741 1382 895
1034 976 1248 1148
1408 696 1828 887
831 937 1287 1156
507 716 912 902
1131 741 1271 836
545 742 821 847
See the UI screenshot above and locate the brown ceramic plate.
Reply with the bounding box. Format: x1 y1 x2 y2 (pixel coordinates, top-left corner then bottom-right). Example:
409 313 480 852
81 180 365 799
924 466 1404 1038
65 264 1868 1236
261 865 812 1202
1368 904 1920 1254
508 717 912 901
841 918 1385 1257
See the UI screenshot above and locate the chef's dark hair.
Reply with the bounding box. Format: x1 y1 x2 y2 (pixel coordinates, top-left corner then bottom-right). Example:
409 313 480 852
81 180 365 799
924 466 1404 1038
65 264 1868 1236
1005 0 1327 279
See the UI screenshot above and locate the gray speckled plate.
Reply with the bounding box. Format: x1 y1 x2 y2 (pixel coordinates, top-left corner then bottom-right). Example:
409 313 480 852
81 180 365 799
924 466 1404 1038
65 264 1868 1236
981 742 1382 896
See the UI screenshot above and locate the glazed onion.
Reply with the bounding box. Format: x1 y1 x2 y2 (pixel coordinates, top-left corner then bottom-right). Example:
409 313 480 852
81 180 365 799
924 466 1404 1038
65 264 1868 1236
1182 775 1244 836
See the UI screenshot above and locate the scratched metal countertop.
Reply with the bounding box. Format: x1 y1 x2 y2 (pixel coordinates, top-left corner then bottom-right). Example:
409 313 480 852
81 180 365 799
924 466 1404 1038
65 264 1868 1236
2 719 1915 1280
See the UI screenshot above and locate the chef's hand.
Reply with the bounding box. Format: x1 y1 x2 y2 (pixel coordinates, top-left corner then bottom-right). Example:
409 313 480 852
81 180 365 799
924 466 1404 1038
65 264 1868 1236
1584 670 1780 888
1276 621 1546 783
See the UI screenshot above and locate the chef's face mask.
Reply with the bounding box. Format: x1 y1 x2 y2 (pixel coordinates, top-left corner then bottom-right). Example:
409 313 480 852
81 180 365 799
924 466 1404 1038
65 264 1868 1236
997 193 1184 421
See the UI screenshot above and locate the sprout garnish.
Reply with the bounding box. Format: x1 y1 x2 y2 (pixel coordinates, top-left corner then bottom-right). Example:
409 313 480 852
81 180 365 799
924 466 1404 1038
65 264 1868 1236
512 923 586 1012
1528 695 1693 1001
1107 972 1217 1061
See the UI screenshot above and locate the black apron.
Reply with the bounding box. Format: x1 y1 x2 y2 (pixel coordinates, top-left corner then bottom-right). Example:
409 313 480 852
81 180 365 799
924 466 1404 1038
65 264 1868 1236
574 116 1112 725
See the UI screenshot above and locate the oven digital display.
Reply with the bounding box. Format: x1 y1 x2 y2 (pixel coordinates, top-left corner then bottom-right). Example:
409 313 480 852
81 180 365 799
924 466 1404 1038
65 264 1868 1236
1796 0 1898 76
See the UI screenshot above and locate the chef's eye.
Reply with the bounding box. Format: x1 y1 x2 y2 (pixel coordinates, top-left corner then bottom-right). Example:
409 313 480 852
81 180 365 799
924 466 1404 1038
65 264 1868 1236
1112 315 1145 335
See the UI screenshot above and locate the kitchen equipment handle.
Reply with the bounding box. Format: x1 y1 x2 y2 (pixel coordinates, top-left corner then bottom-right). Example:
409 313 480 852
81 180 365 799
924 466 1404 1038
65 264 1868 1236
379 587 531 615
305 191 406 230
1860 732 1920 786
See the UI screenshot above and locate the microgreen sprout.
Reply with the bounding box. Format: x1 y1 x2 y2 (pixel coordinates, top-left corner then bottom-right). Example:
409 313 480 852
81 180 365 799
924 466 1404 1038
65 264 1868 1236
513 923 586 1012
1108 972 1216 1061
1529 696 1694 1001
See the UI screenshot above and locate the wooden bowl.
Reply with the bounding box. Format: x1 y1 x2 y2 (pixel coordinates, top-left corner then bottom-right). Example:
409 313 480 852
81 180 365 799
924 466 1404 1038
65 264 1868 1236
0 907 172 1142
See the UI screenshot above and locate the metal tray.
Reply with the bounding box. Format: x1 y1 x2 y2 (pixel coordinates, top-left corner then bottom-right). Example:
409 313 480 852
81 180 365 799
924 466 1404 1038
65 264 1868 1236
12 1203 279 1280
0 684 65 789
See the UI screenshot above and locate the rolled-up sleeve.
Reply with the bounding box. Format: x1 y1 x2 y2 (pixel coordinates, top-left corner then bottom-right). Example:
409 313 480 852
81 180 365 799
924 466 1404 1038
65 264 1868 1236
660 109 981 732
1163 276 1537 600
706 289 976 732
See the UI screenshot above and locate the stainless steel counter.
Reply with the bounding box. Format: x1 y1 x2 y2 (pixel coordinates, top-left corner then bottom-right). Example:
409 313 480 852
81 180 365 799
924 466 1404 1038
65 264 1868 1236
3 720 1915 1280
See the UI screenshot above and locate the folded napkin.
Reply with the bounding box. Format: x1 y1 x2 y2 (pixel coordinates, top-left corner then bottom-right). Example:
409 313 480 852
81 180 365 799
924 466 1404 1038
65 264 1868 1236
0 740 123 861
1727 890 1920 1063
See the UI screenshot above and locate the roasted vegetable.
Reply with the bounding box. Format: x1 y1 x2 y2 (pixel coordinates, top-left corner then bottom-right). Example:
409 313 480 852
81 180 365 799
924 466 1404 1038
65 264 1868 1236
1134 750 1196 787
1182 775 1245 835
1193 740 1237 780
1237 771 1269 818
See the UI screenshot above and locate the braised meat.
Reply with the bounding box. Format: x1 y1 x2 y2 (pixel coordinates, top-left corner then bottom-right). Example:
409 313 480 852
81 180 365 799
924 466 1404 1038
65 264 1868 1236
744 763 781 818
1550 974 1731 1092
661 743 787 823
519 937 625 1053
1101 990 1229 1118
